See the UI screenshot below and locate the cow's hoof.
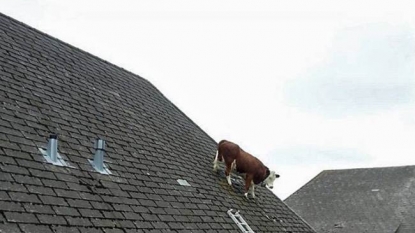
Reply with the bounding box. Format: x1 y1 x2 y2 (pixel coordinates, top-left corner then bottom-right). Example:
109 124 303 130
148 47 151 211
244 193 249 199
226 176 232 186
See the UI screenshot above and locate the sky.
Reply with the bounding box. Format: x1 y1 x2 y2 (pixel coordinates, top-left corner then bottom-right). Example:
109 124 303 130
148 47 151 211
1 0 415 199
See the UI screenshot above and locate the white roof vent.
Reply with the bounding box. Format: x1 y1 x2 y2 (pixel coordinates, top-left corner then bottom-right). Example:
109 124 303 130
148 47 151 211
39 134 70 167
177 179 191 186
89 138 111 174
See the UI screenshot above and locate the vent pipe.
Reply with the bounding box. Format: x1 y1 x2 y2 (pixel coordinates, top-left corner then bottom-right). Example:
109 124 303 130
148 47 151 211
39 134 70 167
89 138 111 174
47 134 58 163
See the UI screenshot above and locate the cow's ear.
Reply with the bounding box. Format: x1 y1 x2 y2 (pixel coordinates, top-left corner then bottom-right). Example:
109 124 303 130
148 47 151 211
266 168 270 178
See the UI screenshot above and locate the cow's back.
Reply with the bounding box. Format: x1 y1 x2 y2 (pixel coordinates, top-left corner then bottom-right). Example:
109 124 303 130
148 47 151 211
218 140 265 175
235 151 265 176
217 140 240 163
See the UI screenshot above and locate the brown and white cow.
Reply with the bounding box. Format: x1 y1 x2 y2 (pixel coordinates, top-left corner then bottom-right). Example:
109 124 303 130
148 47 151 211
212 140 280 198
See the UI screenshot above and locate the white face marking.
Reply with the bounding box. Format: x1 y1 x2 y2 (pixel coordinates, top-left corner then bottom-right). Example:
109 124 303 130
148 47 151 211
264 171 278 189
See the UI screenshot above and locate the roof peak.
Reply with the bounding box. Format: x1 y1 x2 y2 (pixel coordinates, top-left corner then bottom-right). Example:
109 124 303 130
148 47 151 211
0 12 148 84
322 164 415 173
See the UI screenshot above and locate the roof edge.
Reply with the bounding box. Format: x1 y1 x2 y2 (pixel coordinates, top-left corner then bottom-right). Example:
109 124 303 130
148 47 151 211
322 164 415 173
0 11 218 147
285 164 415 202
0 12 149 84
284 170 327 202
280 192 317 232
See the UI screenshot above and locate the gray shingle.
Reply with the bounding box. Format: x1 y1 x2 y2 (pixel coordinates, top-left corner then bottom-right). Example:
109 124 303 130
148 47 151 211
65 217 93 227
0 190 10 200
4 212 38 223
0 223 22 233
53 206 81 216
78 208 103 218
24 204 55 214
67 199 91 208
90 219 116 228
19 224 54 233
26 185 55 195
52 226 81 233
37 214 67 225
0 201 24 212
8 192 42 203
39 195 67 206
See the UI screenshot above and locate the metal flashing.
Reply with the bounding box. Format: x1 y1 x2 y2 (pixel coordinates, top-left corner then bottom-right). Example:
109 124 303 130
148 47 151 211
39 134 70 167
177 179 191 186
89 138 111 174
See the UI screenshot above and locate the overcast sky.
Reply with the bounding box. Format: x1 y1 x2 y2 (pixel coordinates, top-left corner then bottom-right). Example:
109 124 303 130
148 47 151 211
1 0 415 199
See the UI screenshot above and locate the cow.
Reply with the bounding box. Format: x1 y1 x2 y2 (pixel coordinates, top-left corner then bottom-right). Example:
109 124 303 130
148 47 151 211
212 140 280 199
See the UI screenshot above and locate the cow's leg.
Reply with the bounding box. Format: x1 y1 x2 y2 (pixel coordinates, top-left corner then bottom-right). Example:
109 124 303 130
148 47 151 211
244 175 254 199
213 151 219 172
225 163 232 186
250 181 255 199
231 160 236 171
226 175 232 186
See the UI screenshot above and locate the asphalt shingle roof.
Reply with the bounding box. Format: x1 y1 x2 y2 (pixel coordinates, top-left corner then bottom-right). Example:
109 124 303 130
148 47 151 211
0 12 315 233
396 221 415 233
285 165 415 233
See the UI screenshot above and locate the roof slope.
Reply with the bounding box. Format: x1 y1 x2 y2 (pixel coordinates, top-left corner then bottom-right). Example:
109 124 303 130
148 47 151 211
285 165 415 233
0 13 314 233
396 221 415 233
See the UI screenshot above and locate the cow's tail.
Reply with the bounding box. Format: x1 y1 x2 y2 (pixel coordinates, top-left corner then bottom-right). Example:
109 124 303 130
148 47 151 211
213 149 224 171
213 150 219 171
213 141 226 171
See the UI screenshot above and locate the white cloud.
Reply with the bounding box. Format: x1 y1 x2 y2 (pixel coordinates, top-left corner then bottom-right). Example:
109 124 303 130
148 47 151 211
285 23 415 117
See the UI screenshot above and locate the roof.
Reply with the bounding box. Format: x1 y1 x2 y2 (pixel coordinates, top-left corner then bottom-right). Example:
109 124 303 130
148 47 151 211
0 12 315 233
285 165 415 233
395 221 415 233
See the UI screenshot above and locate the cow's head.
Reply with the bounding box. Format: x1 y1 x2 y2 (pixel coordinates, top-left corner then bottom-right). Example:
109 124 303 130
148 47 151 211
262 168 280 189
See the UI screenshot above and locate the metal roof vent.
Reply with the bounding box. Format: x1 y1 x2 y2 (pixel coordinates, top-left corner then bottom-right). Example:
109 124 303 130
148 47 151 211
177 179 191 186
39 134 70 167
89 138 111 174
227 209 254 233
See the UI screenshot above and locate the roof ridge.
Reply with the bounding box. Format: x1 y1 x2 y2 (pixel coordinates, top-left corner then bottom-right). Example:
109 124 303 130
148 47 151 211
286 164 415 200
0 11 218 147
284 170 327 202
0 12 147 84
322 164 415 173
